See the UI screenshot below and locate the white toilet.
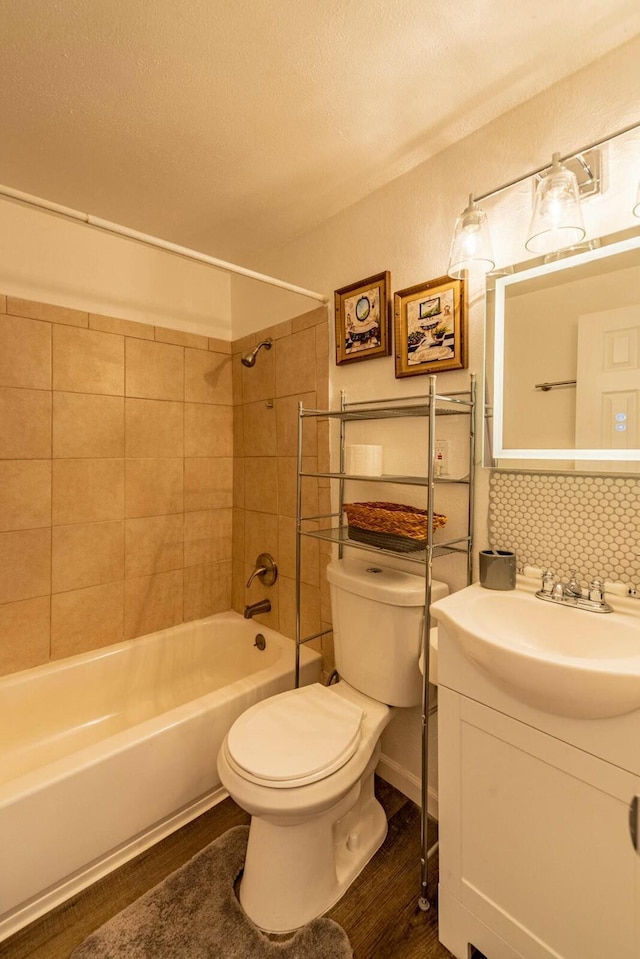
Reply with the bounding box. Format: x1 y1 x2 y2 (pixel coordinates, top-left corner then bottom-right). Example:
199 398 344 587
217 555 448 933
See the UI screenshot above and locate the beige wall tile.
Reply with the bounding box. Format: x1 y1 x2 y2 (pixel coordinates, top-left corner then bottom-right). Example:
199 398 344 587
0 528 51 604
184 457 233 511
53 458 124 526
155 326 209 351
275 328 316 397
0 315 51 389
53 392 124 458
52 521 124 593
51 582 124 659
184 508 232 567
244 456 278 513
125 569 183 640
125 458 183 518
262 319 292 341
232 508 245 563
184 348 233 405
0 460 51 532
244 510 279 565
232 353 243 406
53 325 124 395
277 456 318 518
208 337 232 354
0 294 6 313
315 358 329 409
275 392 317 456
242 401 277 456
317 420 331 478
0 387 51 459
278 515 319 586
233 406 244 457
0 596 50 676
233 332 257 355
125 398 184 457
184 561 232 621
126 339 184 400
89 313 154 340
231 561 245 615
315 321 329 358
125 514 184 578
184 404 233 457
233 456 245 508
292 306 327 333
278 576 320 641
241 344 275 403
8 296 88 328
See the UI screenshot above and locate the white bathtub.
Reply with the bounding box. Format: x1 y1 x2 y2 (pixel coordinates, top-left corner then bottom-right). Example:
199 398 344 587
0 611 322 939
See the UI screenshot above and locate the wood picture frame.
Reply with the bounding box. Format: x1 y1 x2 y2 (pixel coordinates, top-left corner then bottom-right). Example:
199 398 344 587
334 271 391 365
394 275 467 378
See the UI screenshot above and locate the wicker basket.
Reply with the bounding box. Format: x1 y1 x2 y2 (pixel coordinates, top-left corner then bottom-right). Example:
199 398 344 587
343 501 447 553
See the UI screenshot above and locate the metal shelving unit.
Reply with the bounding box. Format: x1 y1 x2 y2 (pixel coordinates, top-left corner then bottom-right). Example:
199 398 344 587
294 372 476 911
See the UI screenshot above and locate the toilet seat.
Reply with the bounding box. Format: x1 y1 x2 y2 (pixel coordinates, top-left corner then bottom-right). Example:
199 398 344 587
226 684 364 788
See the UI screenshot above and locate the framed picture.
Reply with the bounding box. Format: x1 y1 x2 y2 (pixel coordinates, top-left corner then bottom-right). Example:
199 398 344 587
394 275 467 378
334 271 391 365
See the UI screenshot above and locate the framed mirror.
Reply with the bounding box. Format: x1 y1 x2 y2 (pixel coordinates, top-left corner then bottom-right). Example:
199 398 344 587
485 225 640 472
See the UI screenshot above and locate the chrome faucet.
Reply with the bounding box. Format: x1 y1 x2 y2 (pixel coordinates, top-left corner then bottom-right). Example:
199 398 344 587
536 569 613 613
245 553 278 588
244 599 271 619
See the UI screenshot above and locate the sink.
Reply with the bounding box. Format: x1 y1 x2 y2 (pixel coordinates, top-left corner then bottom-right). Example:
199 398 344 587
430 582 640 719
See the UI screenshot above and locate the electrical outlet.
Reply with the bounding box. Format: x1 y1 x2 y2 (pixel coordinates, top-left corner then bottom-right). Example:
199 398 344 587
435 439 450 477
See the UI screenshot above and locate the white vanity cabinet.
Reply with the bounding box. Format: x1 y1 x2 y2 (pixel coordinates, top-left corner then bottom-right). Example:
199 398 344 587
437 622 640 959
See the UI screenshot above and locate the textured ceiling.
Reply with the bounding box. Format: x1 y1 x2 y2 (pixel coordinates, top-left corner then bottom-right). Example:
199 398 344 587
1 0 640 263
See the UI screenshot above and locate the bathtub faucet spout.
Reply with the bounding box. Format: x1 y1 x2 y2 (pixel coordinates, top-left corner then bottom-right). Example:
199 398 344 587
244 599 271 619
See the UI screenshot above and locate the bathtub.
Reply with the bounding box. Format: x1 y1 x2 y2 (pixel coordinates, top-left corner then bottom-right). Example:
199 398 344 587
0 611 322 939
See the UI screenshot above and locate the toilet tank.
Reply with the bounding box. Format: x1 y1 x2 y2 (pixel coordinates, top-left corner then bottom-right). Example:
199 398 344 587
326 557 448 707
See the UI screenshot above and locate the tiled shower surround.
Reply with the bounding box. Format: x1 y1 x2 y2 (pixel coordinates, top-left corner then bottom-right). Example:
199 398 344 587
230 307 333 669
0 294 234 676
0 295 332 679
489 470 640 587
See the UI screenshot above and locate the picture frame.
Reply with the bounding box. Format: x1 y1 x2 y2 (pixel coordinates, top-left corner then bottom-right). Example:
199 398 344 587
334 271 391 365
394 275 467 378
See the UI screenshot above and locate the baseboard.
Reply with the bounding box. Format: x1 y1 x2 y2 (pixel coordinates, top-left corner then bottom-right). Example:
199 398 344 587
376 753 439 819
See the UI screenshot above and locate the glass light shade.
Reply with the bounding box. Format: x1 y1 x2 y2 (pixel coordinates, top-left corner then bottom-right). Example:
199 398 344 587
525 153 586 254
633 181 640 218
447 194 495 279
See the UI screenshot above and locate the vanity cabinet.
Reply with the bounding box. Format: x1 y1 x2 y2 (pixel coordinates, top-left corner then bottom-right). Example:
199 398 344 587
437 625 640 959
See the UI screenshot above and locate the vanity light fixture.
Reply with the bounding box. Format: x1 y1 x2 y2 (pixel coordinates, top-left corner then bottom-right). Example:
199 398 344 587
447 193 495 279
525 152 586 254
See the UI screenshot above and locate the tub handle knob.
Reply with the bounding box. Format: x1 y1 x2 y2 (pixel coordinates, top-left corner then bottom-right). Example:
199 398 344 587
246 553 278 588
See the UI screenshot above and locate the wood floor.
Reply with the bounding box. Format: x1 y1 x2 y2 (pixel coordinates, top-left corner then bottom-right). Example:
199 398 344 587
0 778 455 959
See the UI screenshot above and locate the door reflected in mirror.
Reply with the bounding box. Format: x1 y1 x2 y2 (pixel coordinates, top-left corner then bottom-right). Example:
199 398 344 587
488 227 640 472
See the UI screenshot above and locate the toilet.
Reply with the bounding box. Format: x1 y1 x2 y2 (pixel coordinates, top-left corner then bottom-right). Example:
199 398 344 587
217 555 448 933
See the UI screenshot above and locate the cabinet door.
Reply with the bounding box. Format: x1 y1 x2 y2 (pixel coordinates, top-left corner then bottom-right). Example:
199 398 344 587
439 690 640 959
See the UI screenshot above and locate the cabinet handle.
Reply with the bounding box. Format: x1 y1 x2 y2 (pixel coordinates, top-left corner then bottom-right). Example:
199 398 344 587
630 796 639 853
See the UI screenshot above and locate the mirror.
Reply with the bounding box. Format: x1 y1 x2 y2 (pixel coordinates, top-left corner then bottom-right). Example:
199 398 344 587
486 225 640 472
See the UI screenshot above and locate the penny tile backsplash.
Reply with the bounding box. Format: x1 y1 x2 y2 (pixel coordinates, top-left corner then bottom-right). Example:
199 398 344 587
489 470 640 587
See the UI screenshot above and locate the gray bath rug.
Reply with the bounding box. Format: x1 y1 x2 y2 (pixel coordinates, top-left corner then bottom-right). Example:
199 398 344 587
71 825 352 958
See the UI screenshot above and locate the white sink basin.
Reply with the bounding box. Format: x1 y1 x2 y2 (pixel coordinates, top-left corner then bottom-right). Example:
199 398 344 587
430 582 640 719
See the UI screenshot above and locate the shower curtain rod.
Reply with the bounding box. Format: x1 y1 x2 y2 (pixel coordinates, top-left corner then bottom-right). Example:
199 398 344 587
0 183 329 304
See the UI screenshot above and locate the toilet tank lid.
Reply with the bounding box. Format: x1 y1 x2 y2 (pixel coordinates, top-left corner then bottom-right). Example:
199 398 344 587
326 557 447 607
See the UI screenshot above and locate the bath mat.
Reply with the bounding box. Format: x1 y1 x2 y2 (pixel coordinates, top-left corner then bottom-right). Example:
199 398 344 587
71 825 353 958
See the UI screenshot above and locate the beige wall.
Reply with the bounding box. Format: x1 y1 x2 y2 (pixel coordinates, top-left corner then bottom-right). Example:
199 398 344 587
0 200 232 338
0 294 233 677
230 36 640 590
230 306 334 672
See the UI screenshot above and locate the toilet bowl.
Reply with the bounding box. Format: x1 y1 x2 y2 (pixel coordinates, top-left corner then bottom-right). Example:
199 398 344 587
217 556 448 933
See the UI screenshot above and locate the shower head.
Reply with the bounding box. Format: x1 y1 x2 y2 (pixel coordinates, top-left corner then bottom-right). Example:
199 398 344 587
241 338 273 368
